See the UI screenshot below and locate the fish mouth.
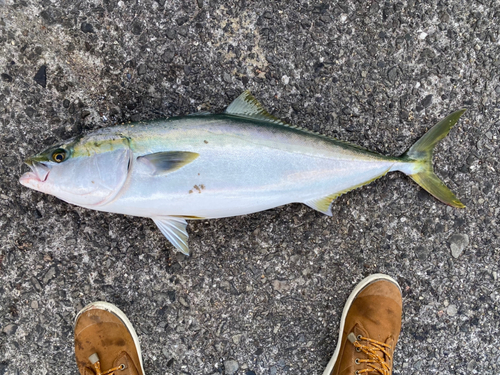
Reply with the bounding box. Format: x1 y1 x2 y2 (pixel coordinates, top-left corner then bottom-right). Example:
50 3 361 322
19 160 50 186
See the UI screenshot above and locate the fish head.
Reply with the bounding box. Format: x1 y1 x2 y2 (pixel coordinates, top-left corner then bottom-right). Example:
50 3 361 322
19 134 132 208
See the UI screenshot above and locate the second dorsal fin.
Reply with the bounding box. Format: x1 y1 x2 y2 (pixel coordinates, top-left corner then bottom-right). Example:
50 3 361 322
225 90 288 126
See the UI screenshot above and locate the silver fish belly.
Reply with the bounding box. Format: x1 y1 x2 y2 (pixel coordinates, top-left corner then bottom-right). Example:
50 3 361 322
20 91 466 254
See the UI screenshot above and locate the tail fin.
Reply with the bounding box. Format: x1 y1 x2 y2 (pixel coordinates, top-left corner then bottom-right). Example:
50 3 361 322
403 109 467 208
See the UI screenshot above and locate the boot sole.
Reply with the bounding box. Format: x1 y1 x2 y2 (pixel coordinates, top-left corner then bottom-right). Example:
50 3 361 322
321 273 401 375
75 301 146 375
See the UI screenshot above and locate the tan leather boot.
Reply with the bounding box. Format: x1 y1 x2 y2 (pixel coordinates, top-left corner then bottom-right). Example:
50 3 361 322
74 302 145 375
323 274 402 375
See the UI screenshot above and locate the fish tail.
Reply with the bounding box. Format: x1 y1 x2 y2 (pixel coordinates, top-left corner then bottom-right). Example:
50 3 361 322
402 109 467 208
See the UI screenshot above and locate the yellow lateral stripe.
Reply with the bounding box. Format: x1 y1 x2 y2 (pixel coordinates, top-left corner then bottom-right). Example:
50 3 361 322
72 136 131 158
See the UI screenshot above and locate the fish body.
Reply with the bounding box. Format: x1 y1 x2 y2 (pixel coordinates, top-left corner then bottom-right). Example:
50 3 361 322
20 91 466 254
94 115 404 218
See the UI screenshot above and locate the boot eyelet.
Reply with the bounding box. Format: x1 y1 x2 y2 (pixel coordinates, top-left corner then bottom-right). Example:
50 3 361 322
356 347 361 352
355 358 360 365
119 364 126 370
355 371 360 375
357 335 362 340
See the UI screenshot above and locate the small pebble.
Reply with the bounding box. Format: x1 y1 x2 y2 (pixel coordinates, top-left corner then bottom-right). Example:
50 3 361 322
31 276 43 292
25 107 36 118
1 73 13 82
387 67 398 82
131 21 142 35
42 266 57 285
80 22 94 33
422 94 433 107
176 16 189 26
467 359 477 371
178 296 189 307
34 65 47 88
272 280 290 292
137 64 147 76
232 334 242 344
166 29 177 40
449 233 469 258
224 360 239 375
3 324 18 335
447 304 458 316
223 72 232 83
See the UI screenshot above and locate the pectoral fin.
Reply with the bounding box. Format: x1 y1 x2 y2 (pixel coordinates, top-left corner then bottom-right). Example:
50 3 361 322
152 216 190 255
137 151 199 175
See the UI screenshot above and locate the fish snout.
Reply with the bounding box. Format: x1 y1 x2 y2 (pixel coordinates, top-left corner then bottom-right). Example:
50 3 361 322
31 161 51 182
19 160 51 188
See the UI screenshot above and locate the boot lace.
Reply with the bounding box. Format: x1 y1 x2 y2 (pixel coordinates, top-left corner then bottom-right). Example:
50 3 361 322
348 332 392 375
89 352 126 375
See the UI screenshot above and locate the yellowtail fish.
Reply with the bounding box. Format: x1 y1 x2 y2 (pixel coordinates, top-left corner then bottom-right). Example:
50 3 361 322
19 91 466 254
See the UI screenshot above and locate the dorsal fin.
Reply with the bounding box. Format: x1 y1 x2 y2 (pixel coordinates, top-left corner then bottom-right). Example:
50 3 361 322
225 91 288 126
226 91 378 155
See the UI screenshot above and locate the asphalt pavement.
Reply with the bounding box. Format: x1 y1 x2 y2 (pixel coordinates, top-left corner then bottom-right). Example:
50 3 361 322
0 0 499 374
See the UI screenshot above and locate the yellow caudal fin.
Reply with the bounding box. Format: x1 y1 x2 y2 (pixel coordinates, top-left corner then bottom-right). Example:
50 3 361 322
403 109 466 208
410 172 465 208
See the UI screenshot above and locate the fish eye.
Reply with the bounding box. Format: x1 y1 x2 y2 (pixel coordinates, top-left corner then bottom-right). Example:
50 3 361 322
52 149 67 163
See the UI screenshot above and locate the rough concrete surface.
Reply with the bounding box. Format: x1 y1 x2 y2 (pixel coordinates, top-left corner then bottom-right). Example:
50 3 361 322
0 0 499 374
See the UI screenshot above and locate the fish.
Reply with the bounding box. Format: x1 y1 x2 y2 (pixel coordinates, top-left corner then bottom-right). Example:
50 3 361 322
19 91 466 255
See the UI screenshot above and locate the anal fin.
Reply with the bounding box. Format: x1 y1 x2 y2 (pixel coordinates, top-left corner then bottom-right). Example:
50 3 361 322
304 194 339 216
305 167 392 216
152 216 190 255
